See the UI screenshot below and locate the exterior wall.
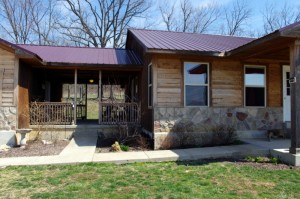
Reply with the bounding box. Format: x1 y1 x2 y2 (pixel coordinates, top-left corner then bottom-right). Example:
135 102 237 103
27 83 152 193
211 60 243 106
0 47 18 131
155 58 182 107
267 63 282 107
154 107 283 149
151 55 284 149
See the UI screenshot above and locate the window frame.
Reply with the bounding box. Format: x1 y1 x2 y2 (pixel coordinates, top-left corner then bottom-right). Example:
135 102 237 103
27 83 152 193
184 62 210 107
244 65 266 107
148 63 153 109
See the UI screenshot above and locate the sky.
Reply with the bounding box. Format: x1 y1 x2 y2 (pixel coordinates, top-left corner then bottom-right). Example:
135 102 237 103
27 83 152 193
139 0 300 37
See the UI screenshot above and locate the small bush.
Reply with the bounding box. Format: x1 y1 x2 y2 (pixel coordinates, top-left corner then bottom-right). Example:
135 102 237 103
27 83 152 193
120 144 129 151
210 124 237 146
172 120 195 148
270 157 281 164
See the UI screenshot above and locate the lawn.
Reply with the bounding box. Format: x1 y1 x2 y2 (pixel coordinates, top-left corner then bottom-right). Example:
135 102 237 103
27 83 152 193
0 161 299 199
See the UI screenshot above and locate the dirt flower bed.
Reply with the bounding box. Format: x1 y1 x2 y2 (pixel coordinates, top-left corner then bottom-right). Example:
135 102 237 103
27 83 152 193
0 140 69 158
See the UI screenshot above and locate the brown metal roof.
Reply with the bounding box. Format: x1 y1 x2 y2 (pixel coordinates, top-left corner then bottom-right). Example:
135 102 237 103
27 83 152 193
128 29 255 53
18 45 142 65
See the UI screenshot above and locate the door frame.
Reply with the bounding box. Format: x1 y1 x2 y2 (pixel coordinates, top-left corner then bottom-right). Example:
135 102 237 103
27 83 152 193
282 65 291 122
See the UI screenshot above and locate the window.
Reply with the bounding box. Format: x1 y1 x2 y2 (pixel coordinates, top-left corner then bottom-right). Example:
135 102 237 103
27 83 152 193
148 63 153 108
244 66 266 107
184 62 209 106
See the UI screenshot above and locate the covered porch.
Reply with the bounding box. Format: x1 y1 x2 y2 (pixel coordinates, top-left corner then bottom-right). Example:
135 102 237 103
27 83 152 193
17 46 143 129
227 23 300 159
26 68 141 126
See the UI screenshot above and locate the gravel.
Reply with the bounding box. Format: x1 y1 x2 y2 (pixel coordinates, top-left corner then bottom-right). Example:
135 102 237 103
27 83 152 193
0 140 69 158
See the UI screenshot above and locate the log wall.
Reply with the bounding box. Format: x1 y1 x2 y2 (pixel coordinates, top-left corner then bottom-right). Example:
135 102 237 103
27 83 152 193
267 63 282 107
155 58 182 107
0 48 17 106
153 56 283 108
211 61 243 107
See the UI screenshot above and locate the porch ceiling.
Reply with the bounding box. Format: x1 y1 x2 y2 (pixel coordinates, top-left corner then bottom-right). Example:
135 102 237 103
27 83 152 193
227 35 294 62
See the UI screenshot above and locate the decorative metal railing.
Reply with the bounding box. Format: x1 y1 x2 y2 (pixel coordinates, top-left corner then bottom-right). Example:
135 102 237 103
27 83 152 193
99 102 140 125
30 102 73 125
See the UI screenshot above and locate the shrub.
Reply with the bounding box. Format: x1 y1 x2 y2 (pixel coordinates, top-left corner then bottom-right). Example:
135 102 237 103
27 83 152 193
120 144 129 151
210 124 237 146
172 120 194 148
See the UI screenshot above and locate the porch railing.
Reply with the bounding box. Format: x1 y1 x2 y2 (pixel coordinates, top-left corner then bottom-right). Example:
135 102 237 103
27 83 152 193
30 102 73 125
99 102 140 125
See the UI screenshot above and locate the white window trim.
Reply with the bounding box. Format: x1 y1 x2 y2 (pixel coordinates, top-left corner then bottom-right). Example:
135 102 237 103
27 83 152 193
148 63 153 109
184 62 210 107
244 65 266 107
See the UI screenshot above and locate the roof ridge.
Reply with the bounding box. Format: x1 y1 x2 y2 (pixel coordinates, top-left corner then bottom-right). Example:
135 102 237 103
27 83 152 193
129 28 256 40
17 44 127 50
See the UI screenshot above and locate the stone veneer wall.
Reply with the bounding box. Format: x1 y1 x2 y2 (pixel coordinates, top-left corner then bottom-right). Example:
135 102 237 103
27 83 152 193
154 107 283 149
0 107 17 131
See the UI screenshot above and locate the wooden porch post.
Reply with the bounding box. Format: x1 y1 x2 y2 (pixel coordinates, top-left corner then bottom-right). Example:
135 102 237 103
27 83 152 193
99 70 102 124
74 69 77 125
289 40 300 154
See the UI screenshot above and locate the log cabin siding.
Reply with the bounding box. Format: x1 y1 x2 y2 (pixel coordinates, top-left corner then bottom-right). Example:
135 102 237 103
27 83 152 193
267 63 282 107
211 61 243 107
155 58 182 107
153 56 283 108
0 48 16 106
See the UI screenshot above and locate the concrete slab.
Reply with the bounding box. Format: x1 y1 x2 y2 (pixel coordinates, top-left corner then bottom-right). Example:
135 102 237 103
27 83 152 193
242 138 290 149
144 150 191 162
93 151 149 164
0 130 16 146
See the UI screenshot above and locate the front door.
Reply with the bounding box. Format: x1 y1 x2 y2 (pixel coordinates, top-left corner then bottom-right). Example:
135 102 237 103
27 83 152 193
283 65 291 121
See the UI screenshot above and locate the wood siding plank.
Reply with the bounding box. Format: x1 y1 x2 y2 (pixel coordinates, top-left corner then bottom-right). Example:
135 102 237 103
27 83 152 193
267 63 282 107
155 58 182 107
211 61 243 107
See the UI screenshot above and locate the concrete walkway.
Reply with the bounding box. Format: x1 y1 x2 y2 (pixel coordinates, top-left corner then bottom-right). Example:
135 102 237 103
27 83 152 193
0 137 297 167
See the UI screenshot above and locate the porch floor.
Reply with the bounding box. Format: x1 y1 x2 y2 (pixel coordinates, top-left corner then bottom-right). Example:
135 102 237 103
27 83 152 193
1 138 299 166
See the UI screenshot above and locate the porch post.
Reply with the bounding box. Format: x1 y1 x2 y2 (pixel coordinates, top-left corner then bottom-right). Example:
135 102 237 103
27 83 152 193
74 69 77 125
98 70 102 124
289 40 300 154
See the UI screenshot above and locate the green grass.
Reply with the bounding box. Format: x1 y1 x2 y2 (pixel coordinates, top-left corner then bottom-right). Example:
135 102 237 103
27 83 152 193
0 162 299 198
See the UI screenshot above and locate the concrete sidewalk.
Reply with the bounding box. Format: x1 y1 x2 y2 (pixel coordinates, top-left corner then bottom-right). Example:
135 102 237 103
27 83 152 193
0 143 268 167
0 138 297 167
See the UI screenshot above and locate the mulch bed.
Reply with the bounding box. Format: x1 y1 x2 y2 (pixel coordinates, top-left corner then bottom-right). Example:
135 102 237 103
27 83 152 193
0 140 70 158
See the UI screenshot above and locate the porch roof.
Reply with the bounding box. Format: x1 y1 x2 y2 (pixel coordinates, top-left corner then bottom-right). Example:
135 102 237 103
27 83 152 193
18 45 142 66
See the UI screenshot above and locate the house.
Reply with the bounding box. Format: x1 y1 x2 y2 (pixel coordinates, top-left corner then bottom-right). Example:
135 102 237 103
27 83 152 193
0 21 300 154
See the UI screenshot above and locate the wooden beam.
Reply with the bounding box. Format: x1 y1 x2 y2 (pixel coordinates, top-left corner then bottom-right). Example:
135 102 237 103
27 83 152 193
74 69 77 125
98 70 102 124
289 40 300 154
13 58 19 106
0 68 4 105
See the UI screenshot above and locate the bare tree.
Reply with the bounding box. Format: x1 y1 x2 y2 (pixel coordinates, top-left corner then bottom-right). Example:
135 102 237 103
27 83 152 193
0 0 62 45
159 0 220 33
262 1 300 34
159 0 178 31
222 0 252 36
180 0 193 32
192 1 220 33
0 0 34 43
59 0 150 48
30 0 61 45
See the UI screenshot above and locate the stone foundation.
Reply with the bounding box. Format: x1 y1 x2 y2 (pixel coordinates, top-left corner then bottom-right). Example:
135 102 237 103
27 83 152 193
0 107 16 131
0 107 17 145
154 107 283 149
